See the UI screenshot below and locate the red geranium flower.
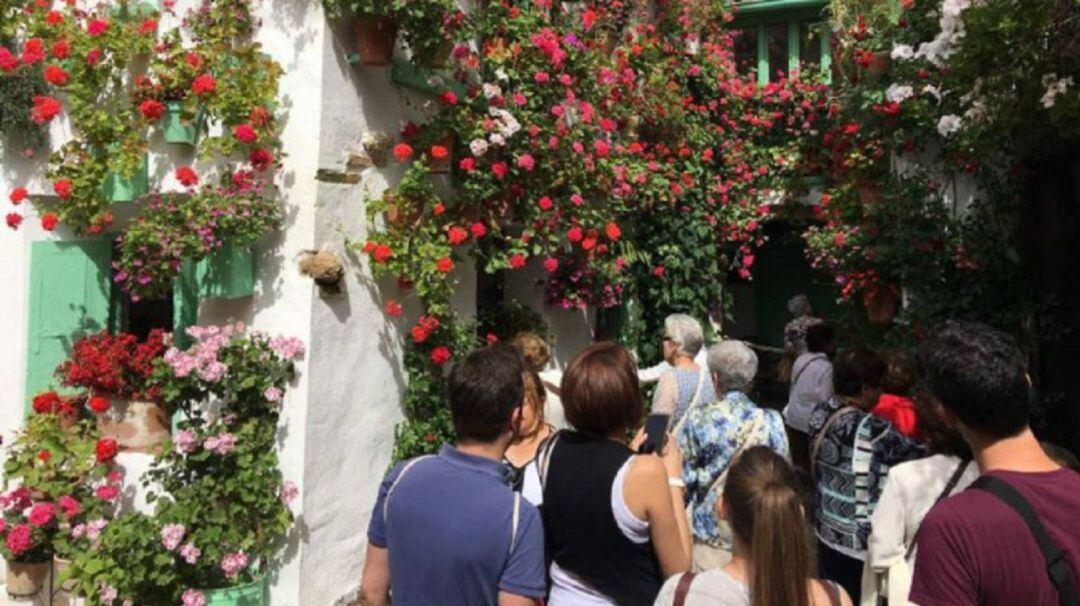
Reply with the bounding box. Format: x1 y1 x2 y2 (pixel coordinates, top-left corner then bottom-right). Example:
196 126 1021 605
605 222 621 241
51 40 69 60
30 95 62 124
21 38 44 65
53 179 72 199
41 213 58 231
0 48 18 72
86 48 102 65
45 10 63 25
459 157 475 172
233 123 257 143
392 143 413 162
384 299 403 318
95 438 119 463
87 19 109 37
447 226 469 246
175 166 199 187
436 257 454 273
192 73 216 97
567 226 583 243
139 99 165 120
88 395 110 414
440 90 458 105
32 391 60 414
249 149 275 171
6 213 23 230
430 145 448 160
543 257 559 273
373 244 393 263
38 450 52 462
538 196 554 211
139 18 157 35
43 64 68 86
509 254 526 269
9 187 27 204
430 346 452 366
491 162 508 179
469 222 487 238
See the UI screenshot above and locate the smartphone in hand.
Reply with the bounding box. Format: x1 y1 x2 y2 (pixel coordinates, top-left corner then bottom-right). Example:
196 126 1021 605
638 413 671 455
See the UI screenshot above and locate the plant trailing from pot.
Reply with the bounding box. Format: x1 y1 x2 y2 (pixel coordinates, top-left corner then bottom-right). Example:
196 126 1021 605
114 170 283 301
57 329 170 452
396 0 463 67
0 49 49 150
0 490 57 597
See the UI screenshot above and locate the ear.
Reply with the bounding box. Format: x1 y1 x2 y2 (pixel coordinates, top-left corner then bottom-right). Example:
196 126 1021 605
714 494 729 522
509 400 525 432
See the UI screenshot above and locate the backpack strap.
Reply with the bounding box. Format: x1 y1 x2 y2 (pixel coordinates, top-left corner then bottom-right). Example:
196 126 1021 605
810 405 858 480
904 458 972 561
508 492 522 556
672 572 698 606
823 580 842 606
970 475 1079 606
382 455 435 523
536 431 562 490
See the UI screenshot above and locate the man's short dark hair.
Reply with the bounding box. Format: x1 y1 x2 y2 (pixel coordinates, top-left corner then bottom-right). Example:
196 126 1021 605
919 321 1030 440
447 344 524 443
806 323 836 354
833 347 885 397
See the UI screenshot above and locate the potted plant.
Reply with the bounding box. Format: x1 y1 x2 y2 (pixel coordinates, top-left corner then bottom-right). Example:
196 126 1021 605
57 330 170 453
352 0 400 66
0 493 56 598
398 0 461 68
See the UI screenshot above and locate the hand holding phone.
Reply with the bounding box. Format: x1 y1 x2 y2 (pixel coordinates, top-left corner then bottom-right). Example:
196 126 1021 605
638 413 670 455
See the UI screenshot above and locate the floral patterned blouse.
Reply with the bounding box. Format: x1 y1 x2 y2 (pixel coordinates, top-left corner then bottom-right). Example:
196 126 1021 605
808 397 927 559
677 391 789 546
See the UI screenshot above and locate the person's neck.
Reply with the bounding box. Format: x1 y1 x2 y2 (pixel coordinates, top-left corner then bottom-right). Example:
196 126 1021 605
723 540 751 583
673 355 697 369
455 439 509 462
970 427 1060 474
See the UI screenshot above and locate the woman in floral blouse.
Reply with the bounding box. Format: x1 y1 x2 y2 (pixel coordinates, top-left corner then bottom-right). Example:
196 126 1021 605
676 340 789 571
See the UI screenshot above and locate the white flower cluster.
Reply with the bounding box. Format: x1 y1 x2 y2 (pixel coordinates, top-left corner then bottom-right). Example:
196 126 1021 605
892 0 981 67
886 83 915 103
471 107 522 155
1041 73 1074 108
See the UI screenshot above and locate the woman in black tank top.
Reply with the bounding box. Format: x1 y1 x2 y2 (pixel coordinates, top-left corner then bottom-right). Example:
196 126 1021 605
540 343 692 606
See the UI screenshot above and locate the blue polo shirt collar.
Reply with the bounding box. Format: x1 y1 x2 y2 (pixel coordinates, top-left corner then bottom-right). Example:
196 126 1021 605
439 444 512 483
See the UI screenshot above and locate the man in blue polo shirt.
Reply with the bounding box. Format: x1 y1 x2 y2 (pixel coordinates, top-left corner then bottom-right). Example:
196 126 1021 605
360 344 547 606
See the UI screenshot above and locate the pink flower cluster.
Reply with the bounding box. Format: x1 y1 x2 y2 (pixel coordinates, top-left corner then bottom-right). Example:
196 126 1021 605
182 589 206 606
280 480 298 505
203 433 236 455
161 523 186 551
72 518 109 541
175 429 199 453
268 335 305 361
179 541 201 564
220 551 248 578
164 323 247 381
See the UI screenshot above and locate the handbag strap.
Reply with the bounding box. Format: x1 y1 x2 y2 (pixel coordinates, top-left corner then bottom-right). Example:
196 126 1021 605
810 406 858 479
705 409 767 497
672 368 709 436
791 354 826 386
970 475 1079 606
673 572 698 606
904 458 972 561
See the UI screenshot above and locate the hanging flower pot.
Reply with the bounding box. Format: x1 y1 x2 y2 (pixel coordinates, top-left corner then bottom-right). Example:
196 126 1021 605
419 39 455 69
856 181 883 205
355 17 398 66
102 153 149 202
5 560 50 597
96 398 171 453
864 287 897 324
201 577 267 606
162 101 206 146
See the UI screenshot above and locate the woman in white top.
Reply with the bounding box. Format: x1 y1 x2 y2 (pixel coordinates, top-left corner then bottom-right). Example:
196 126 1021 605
650 314 715 429
513 332 567 429
860 396 977 606
655 446 852 606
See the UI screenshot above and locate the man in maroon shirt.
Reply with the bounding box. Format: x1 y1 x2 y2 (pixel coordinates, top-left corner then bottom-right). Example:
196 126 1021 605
911 321 1080 606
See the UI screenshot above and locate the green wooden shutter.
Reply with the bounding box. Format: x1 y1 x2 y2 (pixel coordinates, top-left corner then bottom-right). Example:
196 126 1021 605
25 240 113 405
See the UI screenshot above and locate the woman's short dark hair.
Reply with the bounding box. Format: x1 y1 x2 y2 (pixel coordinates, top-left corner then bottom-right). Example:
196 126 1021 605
561 342 643 437
447 344 524 443
805 323 835 354
912 390 970 458
833 347 886 398
882 350 917 396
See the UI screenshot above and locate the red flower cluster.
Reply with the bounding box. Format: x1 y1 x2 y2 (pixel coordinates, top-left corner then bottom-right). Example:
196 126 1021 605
139 99 166 120
234 123 257 143
43 64 68 86
41 213 58 231
95 438 119 464
58 330 166 399
191 73 216 97
175 166 199 187
31 391 75 415
410 315 441 344
30 95 62 124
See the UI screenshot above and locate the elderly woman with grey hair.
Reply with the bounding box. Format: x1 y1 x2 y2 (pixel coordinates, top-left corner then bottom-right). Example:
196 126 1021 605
676 340 790 570
650 314 715 429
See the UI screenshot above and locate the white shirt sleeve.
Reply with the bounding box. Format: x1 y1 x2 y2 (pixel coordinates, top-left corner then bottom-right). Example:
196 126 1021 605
638 360 672 383
652 372 679 415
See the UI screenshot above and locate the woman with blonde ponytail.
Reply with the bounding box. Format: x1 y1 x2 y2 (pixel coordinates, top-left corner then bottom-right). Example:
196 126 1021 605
654 447 851 606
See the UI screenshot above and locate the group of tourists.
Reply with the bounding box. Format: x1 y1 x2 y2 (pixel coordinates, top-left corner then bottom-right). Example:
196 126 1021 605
357 308 1080 606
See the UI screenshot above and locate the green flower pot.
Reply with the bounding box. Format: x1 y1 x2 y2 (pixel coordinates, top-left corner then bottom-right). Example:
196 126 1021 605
163 101 205 146
203 578 266 606
102 153 149 202
194 240 255 299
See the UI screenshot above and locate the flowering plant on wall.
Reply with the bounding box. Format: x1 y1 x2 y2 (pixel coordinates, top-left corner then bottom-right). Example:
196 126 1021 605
359 0 833 458
3 0 285 303
68 324 302 604
57 330 167 401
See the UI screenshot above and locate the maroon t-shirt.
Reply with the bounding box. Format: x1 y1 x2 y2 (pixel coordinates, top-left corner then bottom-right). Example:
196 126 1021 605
911 468 1080 606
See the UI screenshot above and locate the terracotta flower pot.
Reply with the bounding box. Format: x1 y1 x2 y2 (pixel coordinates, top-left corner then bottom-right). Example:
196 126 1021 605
97 398 171 453
864 288 897 324
5 560 50 597
53 556 76 593
857 182 883 205
355 17 397 66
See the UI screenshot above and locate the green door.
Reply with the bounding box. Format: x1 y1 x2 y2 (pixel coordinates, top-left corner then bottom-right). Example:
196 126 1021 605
25 240 113 405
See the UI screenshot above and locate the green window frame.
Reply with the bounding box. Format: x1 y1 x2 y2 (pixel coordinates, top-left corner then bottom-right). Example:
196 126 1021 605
731 0 831 85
